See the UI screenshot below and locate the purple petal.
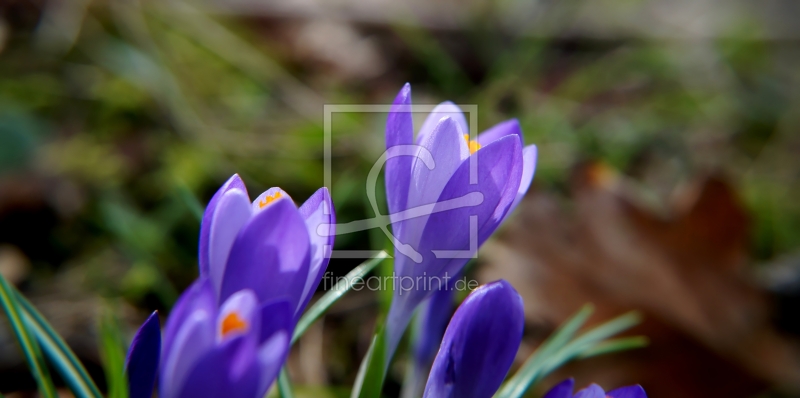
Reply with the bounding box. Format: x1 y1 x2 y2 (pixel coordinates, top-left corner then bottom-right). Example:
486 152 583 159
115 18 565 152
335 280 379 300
208 188 252 296
199 174 248 278
175 334 260 398
508 144 537 213
217 289 260 341
221 198 311 313
161 278 216 369
296 187 336 315
126 311 161 398
607 385 648 398
410 134 523 283
476 119 522 147
256 331 290 395
413 283 456 367
543 378 576 398
386 83 414 225
160 305 215 398
423 280 524 398
402 116 469 250
258 299 294 344
253 300 293 394
416 101 469 146
251 187 293 214
575 384 607 398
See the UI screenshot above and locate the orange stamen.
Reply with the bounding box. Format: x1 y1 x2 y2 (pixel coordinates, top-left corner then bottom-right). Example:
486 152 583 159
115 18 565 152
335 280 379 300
463 134 481 154
220 312 248 337
258 191 283 208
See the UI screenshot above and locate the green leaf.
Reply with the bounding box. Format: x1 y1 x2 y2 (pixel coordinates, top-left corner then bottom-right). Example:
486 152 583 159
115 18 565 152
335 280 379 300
578 336 649 359
292 251 388 344
497 309 644 398
538 312 643 377
496 304 594 398
350 325 387 398
277 368 295 398
0 275 57 398
14 289 103 398
99 309 129 398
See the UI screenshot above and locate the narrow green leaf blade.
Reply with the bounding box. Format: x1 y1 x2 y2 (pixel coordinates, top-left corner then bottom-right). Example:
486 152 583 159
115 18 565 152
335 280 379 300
99 309 129 398
0 275 57 398
292 251 388 344
351 325 387 398
496 304 594 398
277 367 295 398
578 336 649 359
14 289 103 398
536 312 644 378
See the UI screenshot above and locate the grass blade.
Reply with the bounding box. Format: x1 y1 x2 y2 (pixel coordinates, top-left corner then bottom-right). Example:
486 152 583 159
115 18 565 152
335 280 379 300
0 275 57 398
578 336 649 359
350 325 387 398
292 251 388 344
537 312 643 378
277 367 295 398
99 309 129 398
496 304 594 398
14 289 103 398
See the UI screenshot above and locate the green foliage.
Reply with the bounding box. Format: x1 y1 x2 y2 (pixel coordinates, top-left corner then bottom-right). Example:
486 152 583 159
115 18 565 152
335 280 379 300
99 308 130 398
0 274 57 398
497 306 644 398
14 289 103 398
350 326 388 398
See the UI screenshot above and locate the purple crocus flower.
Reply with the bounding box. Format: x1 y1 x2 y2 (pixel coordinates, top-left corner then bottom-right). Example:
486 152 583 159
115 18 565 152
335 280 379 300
125 176 336 398
423 280 524 398
384 83 537 355
544 378 648 398
198 174 335 319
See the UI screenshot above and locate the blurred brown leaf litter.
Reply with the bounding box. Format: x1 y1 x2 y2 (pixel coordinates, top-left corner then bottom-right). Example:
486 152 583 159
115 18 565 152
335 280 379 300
480 162 800 397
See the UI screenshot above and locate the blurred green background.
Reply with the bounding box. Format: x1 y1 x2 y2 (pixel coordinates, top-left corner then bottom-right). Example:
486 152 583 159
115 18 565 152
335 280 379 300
1 0 800 396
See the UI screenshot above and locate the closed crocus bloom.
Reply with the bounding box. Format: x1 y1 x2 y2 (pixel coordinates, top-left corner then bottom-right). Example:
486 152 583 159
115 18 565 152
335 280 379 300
544 379 648 398
384 83 537 355
198 174 335 319
159 279 293 398
125 311 161 398
423 280 524 398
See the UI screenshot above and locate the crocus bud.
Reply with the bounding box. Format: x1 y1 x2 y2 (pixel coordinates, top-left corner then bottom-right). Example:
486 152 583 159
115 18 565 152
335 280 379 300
423 280 524 398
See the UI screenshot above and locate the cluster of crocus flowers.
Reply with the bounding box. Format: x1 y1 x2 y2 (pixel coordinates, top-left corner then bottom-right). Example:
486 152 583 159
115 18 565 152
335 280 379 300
544 379 648 398
383 83 538 355
125 175 335 398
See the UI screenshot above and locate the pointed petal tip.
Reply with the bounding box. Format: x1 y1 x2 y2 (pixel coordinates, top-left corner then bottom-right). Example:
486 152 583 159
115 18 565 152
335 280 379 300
395 83 412 103
126 311 162 398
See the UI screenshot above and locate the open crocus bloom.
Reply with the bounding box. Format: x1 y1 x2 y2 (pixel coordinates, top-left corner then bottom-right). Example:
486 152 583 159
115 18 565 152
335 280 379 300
384 83 537 354
544 379 648 398
423 280 524 398
198 174 335 319
125 176 336 397
159 279 293 398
